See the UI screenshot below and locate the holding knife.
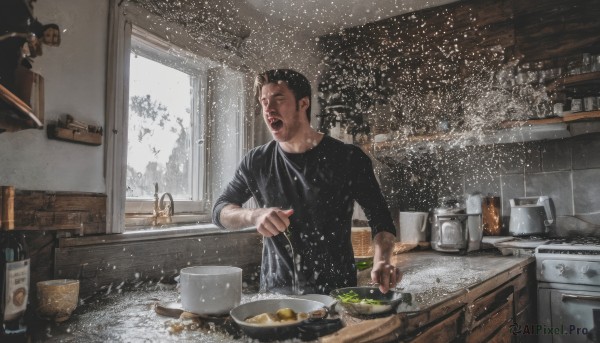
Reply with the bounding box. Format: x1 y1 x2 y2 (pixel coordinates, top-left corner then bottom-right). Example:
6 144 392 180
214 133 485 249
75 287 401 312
213 69 401 295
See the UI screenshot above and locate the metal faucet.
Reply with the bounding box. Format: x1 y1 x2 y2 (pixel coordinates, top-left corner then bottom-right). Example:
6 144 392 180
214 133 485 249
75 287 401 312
153 183 174 225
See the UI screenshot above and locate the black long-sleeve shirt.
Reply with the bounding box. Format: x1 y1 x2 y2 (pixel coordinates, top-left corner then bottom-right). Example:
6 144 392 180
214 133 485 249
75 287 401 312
212 135 395 294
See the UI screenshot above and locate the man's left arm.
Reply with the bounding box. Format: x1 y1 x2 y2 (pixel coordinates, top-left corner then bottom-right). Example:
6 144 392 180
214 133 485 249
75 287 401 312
371 231 401 293
350 146 401 293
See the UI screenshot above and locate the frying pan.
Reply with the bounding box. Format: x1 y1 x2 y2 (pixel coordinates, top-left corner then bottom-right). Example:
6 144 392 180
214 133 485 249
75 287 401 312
330 287 415 316
229 298 342 341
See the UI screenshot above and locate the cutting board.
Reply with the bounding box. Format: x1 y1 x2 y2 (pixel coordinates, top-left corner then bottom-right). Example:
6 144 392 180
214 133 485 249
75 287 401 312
481 236 514 248
321 315 403 343
494 239 550 249
154 302 184 318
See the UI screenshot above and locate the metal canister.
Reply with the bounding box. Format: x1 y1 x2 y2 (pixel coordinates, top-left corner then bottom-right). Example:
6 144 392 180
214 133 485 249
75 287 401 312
482 196 501 236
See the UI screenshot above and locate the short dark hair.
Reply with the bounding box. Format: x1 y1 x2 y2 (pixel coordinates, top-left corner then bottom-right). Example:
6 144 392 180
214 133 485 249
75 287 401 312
254 69 312 122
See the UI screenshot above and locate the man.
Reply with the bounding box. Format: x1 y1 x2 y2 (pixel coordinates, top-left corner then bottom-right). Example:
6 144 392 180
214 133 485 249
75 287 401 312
212 69 400 295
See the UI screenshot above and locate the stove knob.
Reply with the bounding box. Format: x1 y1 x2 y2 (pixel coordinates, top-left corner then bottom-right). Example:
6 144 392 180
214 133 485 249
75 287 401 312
582 265 596 277
556 264 566 276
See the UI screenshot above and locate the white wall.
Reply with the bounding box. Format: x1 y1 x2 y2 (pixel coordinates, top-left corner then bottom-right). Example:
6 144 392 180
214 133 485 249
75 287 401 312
0 0 108 192
0 0 322 195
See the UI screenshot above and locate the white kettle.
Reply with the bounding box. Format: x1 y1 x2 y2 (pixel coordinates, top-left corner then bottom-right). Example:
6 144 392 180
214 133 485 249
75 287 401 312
508 196 555 236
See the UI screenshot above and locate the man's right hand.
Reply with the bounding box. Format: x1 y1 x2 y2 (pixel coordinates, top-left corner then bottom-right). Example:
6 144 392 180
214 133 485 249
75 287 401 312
251 208 294 237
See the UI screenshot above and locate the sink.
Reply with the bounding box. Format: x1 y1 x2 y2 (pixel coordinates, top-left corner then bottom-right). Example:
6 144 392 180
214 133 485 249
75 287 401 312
125 214 211 227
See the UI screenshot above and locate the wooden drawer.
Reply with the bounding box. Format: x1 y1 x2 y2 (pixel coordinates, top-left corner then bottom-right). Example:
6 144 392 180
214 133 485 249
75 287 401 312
486 321 514 343
515 264 536 315
515 285 532 318
466 293 514 343
408 309 462 343
513 305 537 343
466 284 514 329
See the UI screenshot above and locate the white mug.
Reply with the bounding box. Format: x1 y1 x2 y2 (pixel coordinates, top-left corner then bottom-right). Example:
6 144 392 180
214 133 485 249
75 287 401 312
398 212 428 243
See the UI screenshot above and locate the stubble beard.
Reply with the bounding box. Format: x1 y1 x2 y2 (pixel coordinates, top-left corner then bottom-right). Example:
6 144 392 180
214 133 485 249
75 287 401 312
270 111 305 143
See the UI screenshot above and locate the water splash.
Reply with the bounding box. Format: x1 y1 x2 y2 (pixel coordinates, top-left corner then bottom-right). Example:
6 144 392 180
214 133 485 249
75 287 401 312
39 288 306 342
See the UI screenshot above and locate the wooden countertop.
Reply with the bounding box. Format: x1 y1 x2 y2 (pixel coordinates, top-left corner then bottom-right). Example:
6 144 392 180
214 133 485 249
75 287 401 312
330 250 535 342
361 250 534 308
29 250 534 342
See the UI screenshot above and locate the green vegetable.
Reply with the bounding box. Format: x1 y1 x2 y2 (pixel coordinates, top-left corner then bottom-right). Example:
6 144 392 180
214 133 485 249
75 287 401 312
336 290 383 305
356 259 373 271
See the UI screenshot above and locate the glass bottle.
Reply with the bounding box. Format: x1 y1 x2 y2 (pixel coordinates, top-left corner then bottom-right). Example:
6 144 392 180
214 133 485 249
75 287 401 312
1 186 30 341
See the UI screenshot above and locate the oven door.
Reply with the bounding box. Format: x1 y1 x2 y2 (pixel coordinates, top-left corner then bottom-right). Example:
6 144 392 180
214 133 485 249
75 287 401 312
549 289 600 343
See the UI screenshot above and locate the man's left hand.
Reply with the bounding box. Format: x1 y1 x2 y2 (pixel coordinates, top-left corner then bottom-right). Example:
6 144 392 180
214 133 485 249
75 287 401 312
370 231 401 293
370 260 402 294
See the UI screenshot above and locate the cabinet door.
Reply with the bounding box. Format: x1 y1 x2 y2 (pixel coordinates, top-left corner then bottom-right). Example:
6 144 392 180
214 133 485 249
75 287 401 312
466 293 514 343
409 309 462 343
549 289 600 343
466 285 514 343
487 322 513 343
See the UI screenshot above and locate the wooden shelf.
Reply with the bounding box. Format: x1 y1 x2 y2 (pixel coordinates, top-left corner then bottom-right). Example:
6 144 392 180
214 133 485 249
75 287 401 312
547 71 600 91
562 110 600 122
47 124 102 146
363 73 600 151
362 113 600 151
500 111 600 128
0 82 43 133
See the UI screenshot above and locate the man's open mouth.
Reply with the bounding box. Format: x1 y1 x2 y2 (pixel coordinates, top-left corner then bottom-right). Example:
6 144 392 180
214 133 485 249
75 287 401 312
268 117 283 131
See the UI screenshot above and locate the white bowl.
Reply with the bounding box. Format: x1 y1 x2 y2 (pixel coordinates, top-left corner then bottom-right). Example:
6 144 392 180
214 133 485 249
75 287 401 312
179 266 242 315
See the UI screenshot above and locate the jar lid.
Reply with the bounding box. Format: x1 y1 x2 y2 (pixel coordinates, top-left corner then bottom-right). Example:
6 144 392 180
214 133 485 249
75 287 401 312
434 206 465 215
438 196 463 207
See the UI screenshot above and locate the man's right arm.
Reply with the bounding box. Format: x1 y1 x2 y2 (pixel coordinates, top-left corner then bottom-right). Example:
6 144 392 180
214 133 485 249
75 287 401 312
219 204 294 237
218 204 257 229
212 150 293 236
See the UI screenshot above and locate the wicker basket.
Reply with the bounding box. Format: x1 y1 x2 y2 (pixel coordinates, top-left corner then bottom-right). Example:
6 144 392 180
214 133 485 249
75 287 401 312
351 227 372 257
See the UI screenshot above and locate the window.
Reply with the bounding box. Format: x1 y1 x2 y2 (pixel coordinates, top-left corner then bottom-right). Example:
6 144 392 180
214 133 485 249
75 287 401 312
124 27 207 219
106 3 251 233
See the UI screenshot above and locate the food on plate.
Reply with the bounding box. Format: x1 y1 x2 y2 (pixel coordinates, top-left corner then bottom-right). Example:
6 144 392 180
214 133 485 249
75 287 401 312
276 307 297 320
245 312 280 324
244 307 309 325
335 290 383 305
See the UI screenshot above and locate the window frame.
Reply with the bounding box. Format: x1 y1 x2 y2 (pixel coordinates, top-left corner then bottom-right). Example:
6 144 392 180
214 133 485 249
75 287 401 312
124 26 209 215
106 0 254 233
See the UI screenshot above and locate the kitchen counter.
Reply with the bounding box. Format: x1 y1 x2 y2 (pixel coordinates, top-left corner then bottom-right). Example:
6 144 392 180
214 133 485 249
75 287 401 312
335 250 536 342
375 250 534 308
28 250 535 342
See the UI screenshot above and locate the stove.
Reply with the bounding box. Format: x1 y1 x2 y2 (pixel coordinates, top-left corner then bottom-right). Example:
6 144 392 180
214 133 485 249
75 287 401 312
535 237 600 343
540 236 600 247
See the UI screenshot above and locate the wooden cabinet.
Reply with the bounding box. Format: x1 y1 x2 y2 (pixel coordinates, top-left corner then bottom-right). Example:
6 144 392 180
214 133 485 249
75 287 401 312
324 258 536 343
462 262 536 343
407 261 535 343
465 284 514 343
408 309 463 343
0 0 49 133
